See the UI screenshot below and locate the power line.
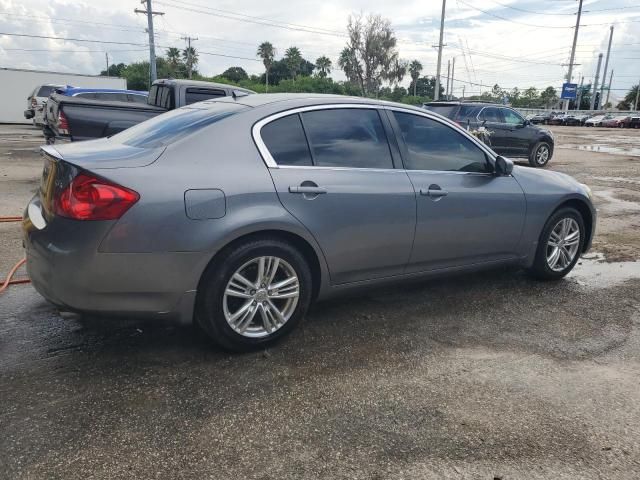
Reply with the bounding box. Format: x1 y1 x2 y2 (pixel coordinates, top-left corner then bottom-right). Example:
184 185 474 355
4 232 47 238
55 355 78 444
483 0 575 16
0 31 149 46
455 0 574 28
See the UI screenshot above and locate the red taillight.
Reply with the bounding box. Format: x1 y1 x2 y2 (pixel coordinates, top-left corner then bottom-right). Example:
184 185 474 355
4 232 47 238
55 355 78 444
58 110 69 133
31 97 37 107
54 172 139 221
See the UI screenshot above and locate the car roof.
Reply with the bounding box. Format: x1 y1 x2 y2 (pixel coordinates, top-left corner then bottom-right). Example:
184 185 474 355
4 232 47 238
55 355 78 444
198 93 430 114
424 101 502 107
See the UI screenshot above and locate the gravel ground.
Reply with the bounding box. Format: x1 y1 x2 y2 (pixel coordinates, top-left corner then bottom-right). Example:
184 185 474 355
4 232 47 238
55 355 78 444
1 124 640 479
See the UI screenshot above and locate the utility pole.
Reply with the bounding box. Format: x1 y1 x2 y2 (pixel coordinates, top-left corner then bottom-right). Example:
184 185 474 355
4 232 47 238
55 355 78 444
445 60 451 100
564 0 584 111
575 76 584 110
105 52 109 75
599 26 614 104
605 69 613 108
461 85 465 101
450 57 456 99
135 0 164 84
434 0 446 101
181 36 198 79
590 53 603 110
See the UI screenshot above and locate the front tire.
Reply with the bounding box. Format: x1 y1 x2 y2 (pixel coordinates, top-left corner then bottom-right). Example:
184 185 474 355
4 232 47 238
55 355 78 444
196 238 312 352
529 208 584 280
529 141 552 168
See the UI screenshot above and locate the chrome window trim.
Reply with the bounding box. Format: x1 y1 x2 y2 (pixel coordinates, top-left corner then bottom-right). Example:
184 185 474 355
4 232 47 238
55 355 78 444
252 103 497 173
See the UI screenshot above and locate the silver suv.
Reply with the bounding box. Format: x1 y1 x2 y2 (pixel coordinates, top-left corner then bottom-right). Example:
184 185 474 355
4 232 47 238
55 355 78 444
24 84 64 127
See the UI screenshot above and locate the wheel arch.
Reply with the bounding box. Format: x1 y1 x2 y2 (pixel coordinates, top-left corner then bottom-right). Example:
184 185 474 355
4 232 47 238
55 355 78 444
551 198 594 253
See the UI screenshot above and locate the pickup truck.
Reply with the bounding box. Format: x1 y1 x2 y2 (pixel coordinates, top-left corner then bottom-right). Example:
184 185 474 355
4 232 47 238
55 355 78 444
43 79 254 143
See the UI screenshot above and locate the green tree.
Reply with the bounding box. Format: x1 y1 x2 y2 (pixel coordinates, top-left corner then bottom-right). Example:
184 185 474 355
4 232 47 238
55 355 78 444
522 87 538 107
256 42 275 92
221 67 248 83
540 86 558 108
100 62 126 77
408 60 423 97
616 84 639 110
182 46 198 79
339 14 399 96
315 56 332 78
413 76 442 99
284 46 303 81
166 47 182 76
387 58 408 88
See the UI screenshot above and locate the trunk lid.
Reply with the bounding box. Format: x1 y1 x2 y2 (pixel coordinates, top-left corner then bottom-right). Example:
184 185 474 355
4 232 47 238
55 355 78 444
42 140 165 170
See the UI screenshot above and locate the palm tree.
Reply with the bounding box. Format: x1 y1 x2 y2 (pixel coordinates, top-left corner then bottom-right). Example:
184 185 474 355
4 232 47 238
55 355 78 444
182 46 198 79
284 46 303 81
166 47 181 77
389 58 407 87
315 56 332 78
257 42 275 92
409 60 423 97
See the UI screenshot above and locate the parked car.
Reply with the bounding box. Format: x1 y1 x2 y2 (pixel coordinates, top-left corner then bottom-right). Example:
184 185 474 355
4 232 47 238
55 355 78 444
548 113 568 126
584 114 613 127
564 114 591 126
54 87 149 103
24 84 65 127
527 111 556 125
23 94 595 351
630 116 640 129
43 79 253 143
602 115 632 128
424 101 555 167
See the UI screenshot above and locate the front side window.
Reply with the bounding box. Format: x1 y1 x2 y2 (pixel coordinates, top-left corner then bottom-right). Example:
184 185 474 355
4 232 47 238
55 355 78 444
479 107 502 123
393 112 490 173
501 108 524 125
301 109 393 169
185 88 226 105
261 114 312 166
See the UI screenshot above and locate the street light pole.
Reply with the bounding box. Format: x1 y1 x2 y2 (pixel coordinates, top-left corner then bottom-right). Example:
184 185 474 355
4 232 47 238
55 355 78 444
590 53 603 110
600 26 614 105
564 0 584 111
434 0 446 101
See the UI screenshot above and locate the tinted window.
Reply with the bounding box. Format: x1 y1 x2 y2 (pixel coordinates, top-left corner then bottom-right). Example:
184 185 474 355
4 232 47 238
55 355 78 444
424 104 457 118
501 108 524 125
456 105 480 120
75 92 96 99
393 112 490 173
37 86 58 97
479 107 502 123
149 85 174 109
113 104 246 148
301 109 393 169
261 114 312 166
185 88 226 104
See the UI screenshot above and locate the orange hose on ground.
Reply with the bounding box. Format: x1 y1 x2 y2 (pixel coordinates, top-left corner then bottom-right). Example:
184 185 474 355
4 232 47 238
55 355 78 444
0 216 22 223
0 258 30 294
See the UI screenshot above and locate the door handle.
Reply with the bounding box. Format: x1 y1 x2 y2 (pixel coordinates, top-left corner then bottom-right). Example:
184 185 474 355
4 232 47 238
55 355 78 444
420 185 448 198
289 185 327 194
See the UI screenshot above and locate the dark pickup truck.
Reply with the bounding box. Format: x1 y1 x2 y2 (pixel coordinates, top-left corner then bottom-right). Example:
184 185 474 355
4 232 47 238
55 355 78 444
43 79 254 143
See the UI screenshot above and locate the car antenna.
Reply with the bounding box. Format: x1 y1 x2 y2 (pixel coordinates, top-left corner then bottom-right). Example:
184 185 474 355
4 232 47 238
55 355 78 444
232 90 249 100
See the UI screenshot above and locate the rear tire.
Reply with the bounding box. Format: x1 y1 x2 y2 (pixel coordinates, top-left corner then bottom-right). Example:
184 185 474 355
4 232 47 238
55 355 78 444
529 207 584 280
196 238 312 352
529 141 552 168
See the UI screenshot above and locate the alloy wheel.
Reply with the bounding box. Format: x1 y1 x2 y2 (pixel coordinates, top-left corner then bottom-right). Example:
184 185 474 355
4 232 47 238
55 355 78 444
546 218 580 272
223 256 299 338
536 145 550 165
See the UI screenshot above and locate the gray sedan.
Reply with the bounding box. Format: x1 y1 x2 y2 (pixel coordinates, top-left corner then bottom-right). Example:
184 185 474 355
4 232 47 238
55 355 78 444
23 94 595 351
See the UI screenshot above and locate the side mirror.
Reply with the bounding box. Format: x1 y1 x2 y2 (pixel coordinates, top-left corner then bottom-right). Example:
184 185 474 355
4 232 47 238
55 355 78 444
495 156 514 176
522 119 530 127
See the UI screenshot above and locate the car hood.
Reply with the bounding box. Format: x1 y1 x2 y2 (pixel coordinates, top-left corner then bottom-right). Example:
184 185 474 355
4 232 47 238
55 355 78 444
511 165 589 197
42 139 165 170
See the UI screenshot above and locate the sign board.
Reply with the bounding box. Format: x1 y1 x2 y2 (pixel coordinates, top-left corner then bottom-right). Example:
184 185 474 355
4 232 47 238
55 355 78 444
561 83 578 100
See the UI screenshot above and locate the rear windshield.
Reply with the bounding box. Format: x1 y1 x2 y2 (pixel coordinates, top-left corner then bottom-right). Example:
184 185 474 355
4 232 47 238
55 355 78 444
424 104 458 119
113 103 246 148
37 86 58 97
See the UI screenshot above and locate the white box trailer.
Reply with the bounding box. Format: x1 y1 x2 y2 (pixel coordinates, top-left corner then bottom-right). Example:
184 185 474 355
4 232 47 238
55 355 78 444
0 67 127 124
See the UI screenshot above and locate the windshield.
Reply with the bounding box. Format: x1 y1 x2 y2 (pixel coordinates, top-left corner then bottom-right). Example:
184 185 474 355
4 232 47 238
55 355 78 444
113 103 247 148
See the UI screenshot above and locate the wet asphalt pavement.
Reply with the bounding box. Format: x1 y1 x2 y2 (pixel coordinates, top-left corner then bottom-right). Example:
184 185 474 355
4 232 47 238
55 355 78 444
2 125 640 479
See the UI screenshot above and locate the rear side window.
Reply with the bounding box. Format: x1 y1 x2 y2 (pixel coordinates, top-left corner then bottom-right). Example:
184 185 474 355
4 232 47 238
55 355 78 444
456 105 479 120
393 112 489 173
113 104 246 148
261 114 312 166
301 109 393 169
479 107 502 123
185 88 226 104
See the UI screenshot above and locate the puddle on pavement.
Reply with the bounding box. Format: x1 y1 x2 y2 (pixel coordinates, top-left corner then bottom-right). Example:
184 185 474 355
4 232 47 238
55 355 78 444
594 189 640 213
569 253 640 289
558 143 640 156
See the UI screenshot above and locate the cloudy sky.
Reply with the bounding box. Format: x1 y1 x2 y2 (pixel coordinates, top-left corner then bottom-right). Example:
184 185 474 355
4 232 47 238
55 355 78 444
0 0 638 101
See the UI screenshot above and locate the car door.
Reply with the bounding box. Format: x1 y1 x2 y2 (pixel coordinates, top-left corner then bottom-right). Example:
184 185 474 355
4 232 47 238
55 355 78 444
477 106 511 155
499 107 531 156
257 106 416 284
388 110 526 273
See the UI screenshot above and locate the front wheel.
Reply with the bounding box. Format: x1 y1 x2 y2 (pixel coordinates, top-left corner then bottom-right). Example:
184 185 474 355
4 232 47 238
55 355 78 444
529 141 552 168
529 208 584 280
196 238 312 352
